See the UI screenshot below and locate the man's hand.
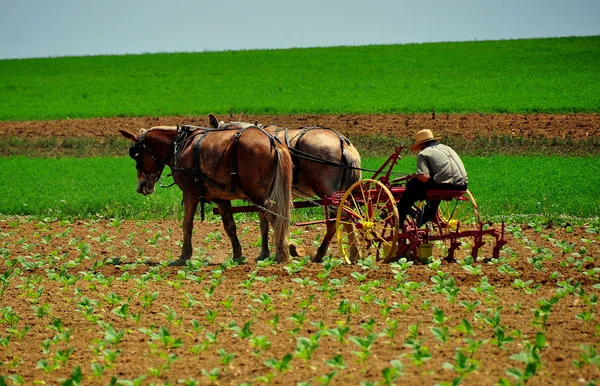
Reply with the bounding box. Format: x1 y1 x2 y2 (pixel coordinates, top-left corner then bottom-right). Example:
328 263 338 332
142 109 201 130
413 172 430 183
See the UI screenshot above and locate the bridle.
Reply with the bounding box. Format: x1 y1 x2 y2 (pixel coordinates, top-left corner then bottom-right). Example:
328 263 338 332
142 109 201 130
128 129 174 185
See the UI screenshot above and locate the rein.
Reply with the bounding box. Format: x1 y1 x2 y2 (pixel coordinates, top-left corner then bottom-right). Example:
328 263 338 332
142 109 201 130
273 126 404 176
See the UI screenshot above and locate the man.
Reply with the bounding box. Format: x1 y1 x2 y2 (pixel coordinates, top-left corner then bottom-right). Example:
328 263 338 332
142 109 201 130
397 129 468 227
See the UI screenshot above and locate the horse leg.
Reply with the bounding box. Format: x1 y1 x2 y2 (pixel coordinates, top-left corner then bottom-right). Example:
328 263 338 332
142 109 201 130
274 218 290 264
216 201 244 262
170 194 199 266
257 211 271 261
312 219 360 263
258 210 305 260
261 211 290 263
345 223 361 263
312 217 336 263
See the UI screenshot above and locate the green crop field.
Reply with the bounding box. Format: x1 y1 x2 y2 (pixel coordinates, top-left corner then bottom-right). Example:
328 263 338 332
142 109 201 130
1 155 598 220
1 36 599 121
1 36 598 220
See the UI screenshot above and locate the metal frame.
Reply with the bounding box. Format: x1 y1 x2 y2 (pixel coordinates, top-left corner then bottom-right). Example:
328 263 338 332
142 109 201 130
215 145 507 262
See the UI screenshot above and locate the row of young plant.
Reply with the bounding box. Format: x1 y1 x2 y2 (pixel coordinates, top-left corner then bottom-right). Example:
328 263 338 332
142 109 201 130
1 216 599 384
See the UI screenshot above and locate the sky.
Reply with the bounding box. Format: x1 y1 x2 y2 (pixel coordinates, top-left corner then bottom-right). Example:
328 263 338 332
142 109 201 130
1 0 599 60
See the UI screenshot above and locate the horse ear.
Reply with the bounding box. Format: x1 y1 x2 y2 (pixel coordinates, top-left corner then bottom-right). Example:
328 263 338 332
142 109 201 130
208 114 219 128
118 129 137 142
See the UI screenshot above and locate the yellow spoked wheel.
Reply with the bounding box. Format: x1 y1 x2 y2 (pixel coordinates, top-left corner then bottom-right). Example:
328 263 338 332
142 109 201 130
336 179 399 264
428 189 482 260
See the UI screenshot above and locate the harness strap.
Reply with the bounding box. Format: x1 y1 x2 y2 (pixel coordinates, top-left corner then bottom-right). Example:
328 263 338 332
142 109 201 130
171 126 228 192
172 124 280 196
271 126 401 176
295 127 350 188
273 126 354 170
230 129 242 193
228 125 279 193
192 134 204 185
274 127 298 184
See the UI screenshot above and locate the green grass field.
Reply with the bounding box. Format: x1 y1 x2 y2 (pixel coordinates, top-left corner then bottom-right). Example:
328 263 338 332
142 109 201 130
1 156 598 220
1 36 599 121
1 36 598 220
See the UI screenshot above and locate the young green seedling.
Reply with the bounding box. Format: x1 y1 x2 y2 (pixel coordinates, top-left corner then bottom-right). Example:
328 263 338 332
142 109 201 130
264 353 293 374
250 335 271 356
218 348 236 366
441 349 479 384
349 333 377 365
295 336 320 361
327 320 351 344
379 318 400 343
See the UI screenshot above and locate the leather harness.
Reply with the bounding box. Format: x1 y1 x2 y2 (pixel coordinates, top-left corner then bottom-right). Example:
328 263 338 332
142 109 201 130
273 126 352 185
174 124 280 193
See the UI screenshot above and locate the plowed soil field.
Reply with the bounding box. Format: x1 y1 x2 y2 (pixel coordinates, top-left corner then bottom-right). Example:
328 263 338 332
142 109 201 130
2 113 599 141
1 114 599 385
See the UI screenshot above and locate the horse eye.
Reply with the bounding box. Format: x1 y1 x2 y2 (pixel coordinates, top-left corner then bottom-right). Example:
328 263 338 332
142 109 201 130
129 147 141 160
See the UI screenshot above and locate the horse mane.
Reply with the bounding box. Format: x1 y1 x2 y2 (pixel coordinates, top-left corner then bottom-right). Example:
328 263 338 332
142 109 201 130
218 121 262 129
148 126 178 131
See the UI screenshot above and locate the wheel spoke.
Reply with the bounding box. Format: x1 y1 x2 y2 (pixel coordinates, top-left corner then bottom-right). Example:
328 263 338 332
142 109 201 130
349 194 365 219
336 179 399 263
429 190 482 261
341 206 363 221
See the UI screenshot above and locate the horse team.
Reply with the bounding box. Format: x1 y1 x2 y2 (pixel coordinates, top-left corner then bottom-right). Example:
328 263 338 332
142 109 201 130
119 114 362 265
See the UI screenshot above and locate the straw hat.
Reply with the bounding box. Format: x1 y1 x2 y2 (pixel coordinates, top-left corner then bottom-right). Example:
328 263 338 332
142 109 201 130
410 129 441 152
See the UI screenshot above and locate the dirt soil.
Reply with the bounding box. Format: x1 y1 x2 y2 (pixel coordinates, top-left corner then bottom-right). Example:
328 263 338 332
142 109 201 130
1 218 599 385
1 114 600 385
1 113 599 141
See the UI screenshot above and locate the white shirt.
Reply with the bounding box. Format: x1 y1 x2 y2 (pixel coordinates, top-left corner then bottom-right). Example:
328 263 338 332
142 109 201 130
417 143 468 185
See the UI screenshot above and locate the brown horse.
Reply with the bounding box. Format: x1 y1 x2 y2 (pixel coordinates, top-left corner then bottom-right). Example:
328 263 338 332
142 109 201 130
119 124 293 265
209 114 362 262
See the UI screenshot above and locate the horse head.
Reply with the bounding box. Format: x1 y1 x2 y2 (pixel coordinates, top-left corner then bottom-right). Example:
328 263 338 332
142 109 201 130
119 128 173 195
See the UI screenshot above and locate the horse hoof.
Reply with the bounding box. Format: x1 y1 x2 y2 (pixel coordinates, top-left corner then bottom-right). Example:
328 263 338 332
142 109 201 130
289 242 306 257
290 243 318 261
233 256 246 264
307 248 324 263
257 256 272 264
168 259 187 267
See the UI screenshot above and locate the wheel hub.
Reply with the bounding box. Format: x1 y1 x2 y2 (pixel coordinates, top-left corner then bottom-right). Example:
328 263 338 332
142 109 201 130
362 220 375 231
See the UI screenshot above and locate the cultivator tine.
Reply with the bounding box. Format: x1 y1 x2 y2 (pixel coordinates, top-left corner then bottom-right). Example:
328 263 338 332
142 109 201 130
444 221 461 262
492 221 508 259
446 237 459 262
471 223 485 259
471 237 485 260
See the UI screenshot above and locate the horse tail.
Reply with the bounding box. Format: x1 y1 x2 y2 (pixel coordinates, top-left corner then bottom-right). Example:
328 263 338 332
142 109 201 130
341 143 362 191
268 142 293 259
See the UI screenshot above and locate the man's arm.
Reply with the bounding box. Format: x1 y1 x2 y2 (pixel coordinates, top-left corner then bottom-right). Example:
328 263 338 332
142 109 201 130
413 153 431 182
410 172 430 182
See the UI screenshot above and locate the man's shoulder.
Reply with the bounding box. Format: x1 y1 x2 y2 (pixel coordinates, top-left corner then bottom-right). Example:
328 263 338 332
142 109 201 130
424 143 456 154
435 143 452 151
421 143 445 155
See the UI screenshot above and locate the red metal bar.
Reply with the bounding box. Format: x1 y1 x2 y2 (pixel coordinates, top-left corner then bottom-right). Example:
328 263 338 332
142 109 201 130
368 146 404 184
295 219 328 226
213 199 323 215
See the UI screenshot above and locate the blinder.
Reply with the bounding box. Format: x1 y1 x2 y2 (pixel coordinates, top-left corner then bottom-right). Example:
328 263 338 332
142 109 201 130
129 145 142 160
128 136 163 182
128 143 147 172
